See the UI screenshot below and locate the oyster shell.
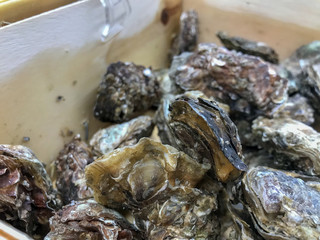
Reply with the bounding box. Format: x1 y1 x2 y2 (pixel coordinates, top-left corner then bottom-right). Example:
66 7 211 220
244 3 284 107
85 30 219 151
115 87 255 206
242 166 320 240
55 135 93 205
45 199 141 240
90 115 154 156
217 31 279 64
274 93 314 125
136 185 220 240
170 43 288 117
85 138 210 209
252 117 320 176
169 10 199 59
93 62 160 123
0 145 58 238
165 96 247 182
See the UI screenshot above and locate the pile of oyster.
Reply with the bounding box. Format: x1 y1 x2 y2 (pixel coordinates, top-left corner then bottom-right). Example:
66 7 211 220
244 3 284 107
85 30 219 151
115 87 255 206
1 10 320 240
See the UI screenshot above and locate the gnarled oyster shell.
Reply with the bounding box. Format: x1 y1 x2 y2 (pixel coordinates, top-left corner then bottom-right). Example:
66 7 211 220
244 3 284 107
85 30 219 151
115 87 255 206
90 115 154 156
0 145 58 238
169 10 199 59
93 62 160 123
55 135 93 205
85 138 210 209
242 166 320 240
136 185 220 240
274 93 314 125
45 199 141 240
170 43 288 117
252 117 320 176
163 96 247 182
217 31 279 64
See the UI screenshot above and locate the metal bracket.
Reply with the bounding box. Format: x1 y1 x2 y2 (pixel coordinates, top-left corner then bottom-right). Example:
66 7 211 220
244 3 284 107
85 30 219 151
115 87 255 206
100 0 131 42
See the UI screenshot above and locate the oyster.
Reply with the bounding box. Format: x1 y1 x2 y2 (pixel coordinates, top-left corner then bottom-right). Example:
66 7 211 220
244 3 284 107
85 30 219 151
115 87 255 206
217 31 279 64
93 62 160 123
170 43 288 117
169 10 199 59
90 115 154 156
299 58 320 113
282 41 320 103
136 185 220 240
85 138 210 209
0 145 58 238
242 166 320 240
55 135 93 205
252 117 320 176
282 41 320 80
274 93 314 125
45 199 141 240
164 96 247 182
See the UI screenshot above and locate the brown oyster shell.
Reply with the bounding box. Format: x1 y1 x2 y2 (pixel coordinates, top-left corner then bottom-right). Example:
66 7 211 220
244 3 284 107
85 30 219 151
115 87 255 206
85 138 210 209
45 199 141 240
166 96 247 182
0 145 58 238
55 135 93 205
169 10 199 59
216 31 279 64
274 93 314 125
90 115 154 157
252 117 320 176
136 185 220 240
93 62 160 123
242 166 320 240
170 43 288 117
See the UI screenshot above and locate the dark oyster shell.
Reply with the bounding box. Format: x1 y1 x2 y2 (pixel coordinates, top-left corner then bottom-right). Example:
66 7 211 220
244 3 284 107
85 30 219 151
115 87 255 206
45 199 141 240
274 93 314 125
85 138 210 209
90 115 154 156
55 135 93 205
282 41 320 106
170 43 288 118
242 166 320 239
300 58 320 113
165 96 247 182
93 62 160 122
136 185 220 240
0 145 58 238
169 10 199 59
216 31 279 64
252 117 320 176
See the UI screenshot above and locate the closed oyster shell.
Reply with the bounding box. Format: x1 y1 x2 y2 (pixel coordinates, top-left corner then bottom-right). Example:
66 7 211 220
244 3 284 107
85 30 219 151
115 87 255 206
45 199 141 240
0 145 58 238
252 117 320 176
166 96 247 182
90 115 154 156
274 93 314 125
85 138 210 209
55 135 93 205
136 185 220 240
170 43 288 117
169 10 199 59
217 31 279 64
93 62 160 123
242 166 320 240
